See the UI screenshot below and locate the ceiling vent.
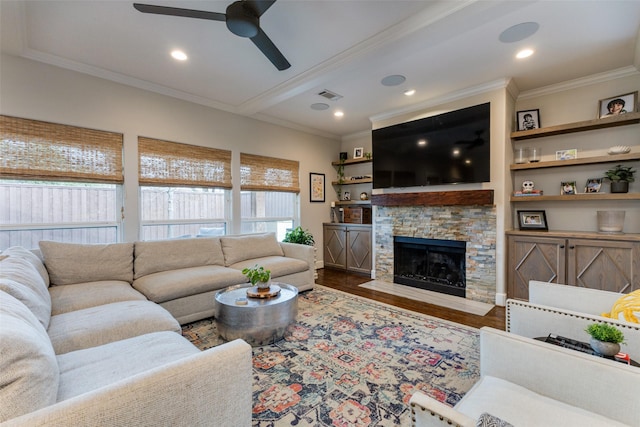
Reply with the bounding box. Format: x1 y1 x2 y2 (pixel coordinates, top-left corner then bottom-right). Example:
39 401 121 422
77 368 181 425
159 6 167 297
317 89 343 101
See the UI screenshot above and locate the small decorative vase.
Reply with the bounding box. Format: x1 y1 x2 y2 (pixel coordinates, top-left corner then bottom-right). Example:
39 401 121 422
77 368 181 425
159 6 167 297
257 280 271 291
610 181 629 193
589 338 620 356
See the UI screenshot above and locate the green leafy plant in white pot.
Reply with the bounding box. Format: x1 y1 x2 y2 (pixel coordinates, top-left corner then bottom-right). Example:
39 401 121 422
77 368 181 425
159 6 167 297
242 265 271 290
585 323 625 356
283 226 315 246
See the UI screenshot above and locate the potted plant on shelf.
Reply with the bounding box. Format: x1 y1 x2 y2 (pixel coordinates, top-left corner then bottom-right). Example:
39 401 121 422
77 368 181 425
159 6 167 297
283 226 315 246
242 265 271 291
604 164 636 193
585 323 625 356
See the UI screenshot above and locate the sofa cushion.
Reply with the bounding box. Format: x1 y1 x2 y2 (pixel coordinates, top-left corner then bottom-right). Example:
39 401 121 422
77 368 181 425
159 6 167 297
133 265 247 303
220 233 284 266
133 237 225 279
2 246 50 286
49 280 147 315
0 256 52 328
48 300 181 354
455 375 628 427
476 413 514 427
39 241 134 285
0 292 59 423
602 289 640 324
229 255 310 278
56 331 199 401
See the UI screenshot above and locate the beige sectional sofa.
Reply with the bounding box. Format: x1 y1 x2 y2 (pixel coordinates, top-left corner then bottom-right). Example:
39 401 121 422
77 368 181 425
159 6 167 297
0 232 313 425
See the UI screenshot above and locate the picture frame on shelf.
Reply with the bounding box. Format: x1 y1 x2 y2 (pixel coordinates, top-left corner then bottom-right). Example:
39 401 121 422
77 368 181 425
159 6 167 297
561 181 577 195
517 210 548 231
353 147 364 159
598 91 638 118
556 149 577 160
309 172 325 202
516 109 540 131
584 178 602 193
342 191 351 201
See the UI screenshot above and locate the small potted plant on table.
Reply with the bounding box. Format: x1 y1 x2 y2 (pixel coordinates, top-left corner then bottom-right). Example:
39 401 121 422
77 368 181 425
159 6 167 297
604 164 635 193
242 265 271 292
585 323 625 356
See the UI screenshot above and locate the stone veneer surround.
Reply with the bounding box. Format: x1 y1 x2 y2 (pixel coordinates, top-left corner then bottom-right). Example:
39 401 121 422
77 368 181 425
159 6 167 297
375 205 496 303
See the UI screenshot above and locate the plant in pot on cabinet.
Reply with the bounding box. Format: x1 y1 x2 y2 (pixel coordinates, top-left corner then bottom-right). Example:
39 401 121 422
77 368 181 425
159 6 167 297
585 323 625 356
604 164 635 193
242 265 271 291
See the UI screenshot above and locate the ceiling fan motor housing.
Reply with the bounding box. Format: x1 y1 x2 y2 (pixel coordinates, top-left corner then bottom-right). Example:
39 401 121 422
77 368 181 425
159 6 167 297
226 1 259 38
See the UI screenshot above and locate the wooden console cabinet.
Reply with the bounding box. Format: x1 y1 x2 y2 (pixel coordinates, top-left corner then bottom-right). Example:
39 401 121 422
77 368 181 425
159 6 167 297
507 230 640 300
323 223 371 275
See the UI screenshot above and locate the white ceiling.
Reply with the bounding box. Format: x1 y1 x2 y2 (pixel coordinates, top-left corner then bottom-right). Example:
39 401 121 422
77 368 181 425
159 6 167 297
2 0 640 139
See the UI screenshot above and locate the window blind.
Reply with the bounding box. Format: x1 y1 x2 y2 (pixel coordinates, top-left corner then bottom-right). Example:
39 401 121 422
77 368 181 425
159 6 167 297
138 137 232 188
0 115 123 183
240 153 300 193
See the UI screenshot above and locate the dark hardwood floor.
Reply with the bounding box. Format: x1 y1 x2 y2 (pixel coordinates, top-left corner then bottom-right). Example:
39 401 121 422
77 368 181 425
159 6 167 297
315 268 505 330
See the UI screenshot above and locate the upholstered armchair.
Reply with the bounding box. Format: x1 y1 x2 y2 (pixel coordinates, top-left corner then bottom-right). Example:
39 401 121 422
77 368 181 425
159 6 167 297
506 280 640 358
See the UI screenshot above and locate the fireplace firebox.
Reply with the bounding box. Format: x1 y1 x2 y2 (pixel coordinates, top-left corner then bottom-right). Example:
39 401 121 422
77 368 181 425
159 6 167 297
394 236 466 297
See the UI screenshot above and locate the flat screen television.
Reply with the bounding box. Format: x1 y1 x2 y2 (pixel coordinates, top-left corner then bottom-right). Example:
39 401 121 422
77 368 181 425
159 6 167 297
372 102 490 189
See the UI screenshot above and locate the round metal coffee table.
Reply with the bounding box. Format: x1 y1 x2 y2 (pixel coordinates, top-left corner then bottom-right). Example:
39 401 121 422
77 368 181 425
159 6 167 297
214 283 298 346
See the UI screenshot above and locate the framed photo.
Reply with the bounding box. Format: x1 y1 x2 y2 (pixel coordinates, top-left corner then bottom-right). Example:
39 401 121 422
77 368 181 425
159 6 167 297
516 109 540 131
598 91 638 118
309 173 325 202
555 149 578 160
584 177 602 193
561 181 577 195
353 147 364 159
517 210 548 231
342 191 351 201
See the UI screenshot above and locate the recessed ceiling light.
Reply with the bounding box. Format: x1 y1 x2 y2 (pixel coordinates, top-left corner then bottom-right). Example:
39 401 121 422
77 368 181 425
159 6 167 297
404 89 416 96
516 49 534 59
311 103 329 111
499 22 539 43
381 75 406 86
171 50 188 61
417 139 427 146
334 111 344 118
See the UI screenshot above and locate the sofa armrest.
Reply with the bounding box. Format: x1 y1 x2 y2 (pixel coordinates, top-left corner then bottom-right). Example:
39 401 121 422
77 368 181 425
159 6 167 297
280 242 314 268
528 280 621 314
506 299 640 357
479 327 640 425
409 392 475 427
1 339 252 427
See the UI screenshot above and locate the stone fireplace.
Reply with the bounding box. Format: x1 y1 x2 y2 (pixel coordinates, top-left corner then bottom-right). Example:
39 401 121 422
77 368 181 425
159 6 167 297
373 190 496 304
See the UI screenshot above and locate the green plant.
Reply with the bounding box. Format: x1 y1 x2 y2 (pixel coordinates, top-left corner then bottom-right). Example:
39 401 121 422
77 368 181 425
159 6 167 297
241 265 271 285
283 226 315 246
604 164 636 183
585 323 625 344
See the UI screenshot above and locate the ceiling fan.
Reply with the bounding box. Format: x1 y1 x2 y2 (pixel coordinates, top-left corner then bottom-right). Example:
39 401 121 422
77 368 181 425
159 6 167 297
133 0 290 70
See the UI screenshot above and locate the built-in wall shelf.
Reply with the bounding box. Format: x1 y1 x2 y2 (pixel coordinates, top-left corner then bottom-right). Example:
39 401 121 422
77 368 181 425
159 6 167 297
511 111 640 141
510 152 640 170
331 178 372 185
511 193 640 202
334 200 371 206
331 158 372 166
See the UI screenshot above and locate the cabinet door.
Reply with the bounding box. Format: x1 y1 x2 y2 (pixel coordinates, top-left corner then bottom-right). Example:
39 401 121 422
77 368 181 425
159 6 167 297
567 239 638 292
346 226 372 274
507 235 566 300
323 225 347 269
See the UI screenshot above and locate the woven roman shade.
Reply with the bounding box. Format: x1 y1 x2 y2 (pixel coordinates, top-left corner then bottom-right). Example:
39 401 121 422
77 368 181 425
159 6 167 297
0 115 123 183
138 137 232 188
240 153 300 193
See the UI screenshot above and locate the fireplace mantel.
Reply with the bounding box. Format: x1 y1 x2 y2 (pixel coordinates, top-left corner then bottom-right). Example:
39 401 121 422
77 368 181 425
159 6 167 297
371 190 494 207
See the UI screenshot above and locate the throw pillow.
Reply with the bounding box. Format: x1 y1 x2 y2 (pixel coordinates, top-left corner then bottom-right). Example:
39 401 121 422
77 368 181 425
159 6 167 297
602 289 640 323
1 246 50 286
476 412 514 427
220 233 284 266
39 241 134 285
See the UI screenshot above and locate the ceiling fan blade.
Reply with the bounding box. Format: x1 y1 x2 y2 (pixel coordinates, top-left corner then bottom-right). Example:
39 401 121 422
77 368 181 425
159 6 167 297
250 28 290 70
245 0 276 17
133 3 226 21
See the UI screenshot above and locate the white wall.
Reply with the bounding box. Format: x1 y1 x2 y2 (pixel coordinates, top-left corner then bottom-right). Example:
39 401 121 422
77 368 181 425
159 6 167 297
0 54 340 257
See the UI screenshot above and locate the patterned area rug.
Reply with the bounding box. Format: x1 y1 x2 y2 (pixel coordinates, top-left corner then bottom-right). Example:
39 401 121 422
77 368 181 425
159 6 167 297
182 285 480 426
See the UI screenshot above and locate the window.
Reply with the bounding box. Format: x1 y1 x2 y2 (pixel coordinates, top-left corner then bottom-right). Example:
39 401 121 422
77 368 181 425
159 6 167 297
0 115 123 250
240 153 299 240
138 137 231 240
